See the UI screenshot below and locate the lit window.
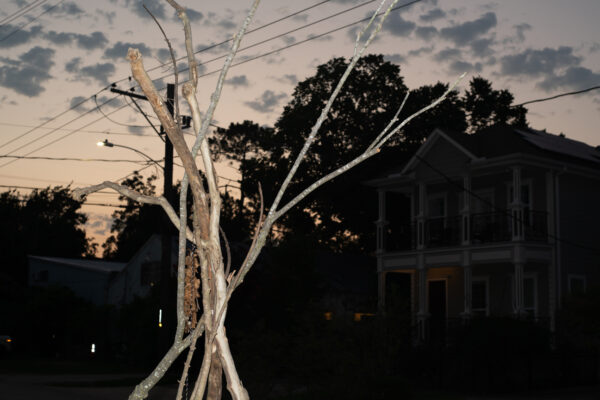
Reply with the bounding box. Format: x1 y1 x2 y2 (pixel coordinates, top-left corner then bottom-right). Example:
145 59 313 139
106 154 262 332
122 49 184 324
323 312 333 321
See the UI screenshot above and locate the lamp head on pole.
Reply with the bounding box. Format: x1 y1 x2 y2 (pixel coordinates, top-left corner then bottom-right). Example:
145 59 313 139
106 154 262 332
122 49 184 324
97 139 114 148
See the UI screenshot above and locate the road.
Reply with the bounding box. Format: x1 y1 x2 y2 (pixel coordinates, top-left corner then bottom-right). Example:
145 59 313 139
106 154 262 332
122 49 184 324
0 374 177 400
1 373 598 399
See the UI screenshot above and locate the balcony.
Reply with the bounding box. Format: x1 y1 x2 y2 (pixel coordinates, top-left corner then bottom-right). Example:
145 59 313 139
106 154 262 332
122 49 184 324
385 210 548 251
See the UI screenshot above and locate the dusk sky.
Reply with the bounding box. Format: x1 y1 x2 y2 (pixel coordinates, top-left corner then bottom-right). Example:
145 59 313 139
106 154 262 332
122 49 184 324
1 0 599 248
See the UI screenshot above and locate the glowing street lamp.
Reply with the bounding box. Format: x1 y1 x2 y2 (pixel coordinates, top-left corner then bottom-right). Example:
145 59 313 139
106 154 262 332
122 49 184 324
97 139 164 171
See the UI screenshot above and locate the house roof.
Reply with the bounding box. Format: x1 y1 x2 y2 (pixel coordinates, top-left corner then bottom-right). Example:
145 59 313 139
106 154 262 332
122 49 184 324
446 125 600 167
28 255 126 274
371 125 600 183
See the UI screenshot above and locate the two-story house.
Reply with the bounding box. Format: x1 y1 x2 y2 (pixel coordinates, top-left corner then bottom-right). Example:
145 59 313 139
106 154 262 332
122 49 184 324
368 125 600 340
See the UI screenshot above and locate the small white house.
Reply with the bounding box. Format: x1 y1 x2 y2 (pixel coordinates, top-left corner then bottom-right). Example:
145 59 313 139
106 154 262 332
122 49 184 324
28 255 126 305
107 234 178 305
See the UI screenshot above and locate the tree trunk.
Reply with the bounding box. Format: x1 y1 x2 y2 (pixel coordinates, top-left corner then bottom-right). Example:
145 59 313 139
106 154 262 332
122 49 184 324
207 350 223 400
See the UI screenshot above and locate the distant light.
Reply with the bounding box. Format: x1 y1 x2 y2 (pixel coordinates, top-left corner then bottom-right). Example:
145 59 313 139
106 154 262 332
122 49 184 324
91 343 96 353
158 309 163 328
6 338 12 343
324 311 333 321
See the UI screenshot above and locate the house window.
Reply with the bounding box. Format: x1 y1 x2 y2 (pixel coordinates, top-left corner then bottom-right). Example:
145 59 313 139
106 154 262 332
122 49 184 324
568 275 586 295
427 194 446 246
471 278 489 316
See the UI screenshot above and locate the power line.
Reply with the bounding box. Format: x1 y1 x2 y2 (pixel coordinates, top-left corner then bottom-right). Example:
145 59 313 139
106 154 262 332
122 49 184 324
0 0 46 26
3 0 375 160
93 94 151 129
0 92 116 152
109 0 336 88
0 100 125 168
3 0 420 169
0 121 155 136
0 1 334 153
514 85 600 107
0 154 159 163
0 0 63 43
151 0 421 87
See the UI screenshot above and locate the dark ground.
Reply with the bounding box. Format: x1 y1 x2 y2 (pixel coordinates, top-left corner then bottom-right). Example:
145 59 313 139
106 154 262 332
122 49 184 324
0 371 598 400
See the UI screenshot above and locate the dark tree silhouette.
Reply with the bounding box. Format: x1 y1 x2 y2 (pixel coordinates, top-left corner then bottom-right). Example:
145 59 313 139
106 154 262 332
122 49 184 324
463 76 528 133
0 187 94 285
102 172 163 260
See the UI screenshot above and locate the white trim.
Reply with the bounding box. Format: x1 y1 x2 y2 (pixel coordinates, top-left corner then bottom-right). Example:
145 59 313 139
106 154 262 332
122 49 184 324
399 128 480 176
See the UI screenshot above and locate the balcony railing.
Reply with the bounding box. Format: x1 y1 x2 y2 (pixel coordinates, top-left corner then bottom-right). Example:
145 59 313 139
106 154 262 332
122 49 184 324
385 210 548 251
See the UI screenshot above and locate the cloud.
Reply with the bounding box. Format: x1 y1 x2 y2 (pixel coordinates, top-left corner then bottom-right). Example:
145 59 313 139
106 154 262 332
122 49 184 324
65 58 115 85
245 90 287 113
69 95 90 112
44 1 84 17
434 47 462 62
96 9 116 25
470 37 494 58
281 36 296 45
415 26 438 41
449 60 482 75
80 63 115 84
196 41 228 55
420 8 446 22
104 41 152 60
182 8 203 22
45 31 108 50
408 45 434 57
500 46 581 77
274 74 298 85
0 46 55 96
384 12 416 37
126 0 165 19
225 75 249 87
385 53 407 64
440 12 497 46
65 57 81 73
514 23 532 42
0 24 42 48
537 66 600 92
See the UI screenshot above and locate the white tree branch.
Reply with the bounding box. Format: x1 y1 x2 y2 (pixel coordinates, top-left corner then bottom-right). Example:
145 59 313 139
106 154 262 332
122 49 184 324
73 181 194 243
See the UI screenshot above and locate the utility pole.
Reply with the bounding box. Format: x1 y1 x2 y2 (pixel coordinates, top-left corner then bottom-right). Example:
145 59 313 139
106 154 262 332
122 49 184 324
110 84 185 355
159 84 175 354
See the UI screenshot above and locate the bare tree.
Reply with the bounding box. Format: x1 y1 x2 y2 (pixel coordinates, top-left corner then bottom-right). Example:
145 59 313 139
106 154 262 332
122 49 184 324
74 1 463 399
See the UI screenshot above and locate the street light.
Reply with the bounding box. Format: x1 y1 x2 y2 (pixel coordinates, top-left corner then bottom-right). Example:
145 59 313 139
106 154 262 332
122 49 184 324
97 139 164 171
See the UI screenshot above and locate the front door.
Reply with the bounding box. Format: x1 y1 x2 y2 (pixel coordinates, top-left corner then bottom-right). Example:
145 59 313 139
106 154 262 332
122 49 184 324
428 280 447 342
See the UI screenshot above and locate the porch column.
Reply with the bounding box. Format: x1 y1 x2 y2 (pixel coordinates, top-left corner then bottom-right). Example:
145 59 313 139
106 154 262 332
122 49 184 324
461 250 472 320
377 270 386 314
416 254 429 341
416 183 426 249
511 167 524 241
513 262 525 316
546 171 557 332
513 245 525 316
461 175 471 245
376 190 388 253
